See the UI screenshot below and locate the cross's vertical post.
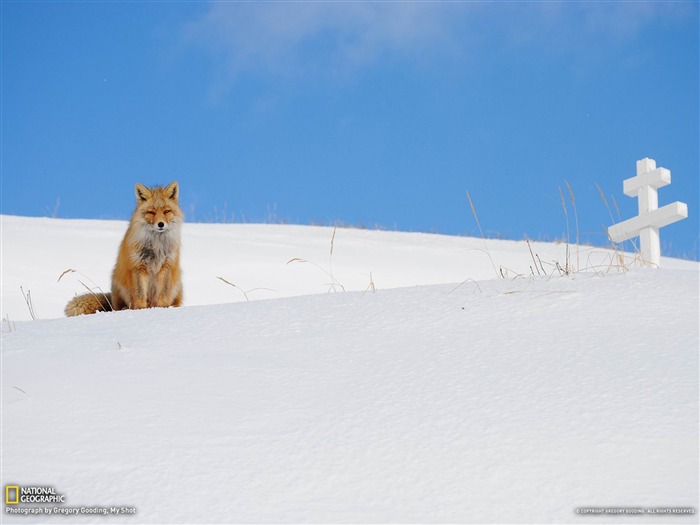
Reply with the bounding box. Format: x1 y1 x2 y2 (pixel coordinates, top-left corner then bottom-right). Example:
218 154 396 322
636 159 659 214
635 159 660 265
639 227 660 267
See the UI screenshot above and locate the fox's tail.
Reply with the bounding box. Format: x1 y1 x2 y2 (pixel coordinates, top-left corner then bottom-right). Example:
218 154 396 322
64 293 113 317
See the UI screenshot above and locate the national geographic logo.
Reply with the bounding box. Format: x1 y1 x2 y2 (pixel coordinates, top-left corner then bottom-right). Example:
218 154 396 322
4 485 137 517
5 485 66 504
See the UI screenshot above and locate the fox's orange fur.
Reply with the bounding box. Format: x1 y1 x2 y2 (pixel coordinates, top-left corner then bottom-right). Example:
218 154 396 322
64 182 183 316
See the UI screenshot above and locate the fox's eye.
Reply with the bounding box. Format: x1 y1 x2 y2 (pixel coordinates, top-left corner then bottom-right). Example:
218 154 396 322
164 210 171 214
146 211 156 216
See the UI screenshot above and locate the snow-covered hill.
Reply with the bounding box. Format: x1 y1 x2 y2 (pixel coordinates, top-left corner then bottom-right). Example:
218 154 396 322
2 215 696 322
1 215 698 524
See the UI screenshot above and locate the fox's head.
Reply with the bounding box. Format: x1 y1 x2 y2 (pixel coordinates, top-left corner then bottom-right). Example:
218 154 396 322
134 181 183 234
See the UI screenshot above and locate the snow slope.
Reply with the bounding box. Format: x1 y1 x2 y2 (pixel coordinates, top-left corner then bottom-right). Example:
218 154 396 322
2 215 696 322
2 216 698 524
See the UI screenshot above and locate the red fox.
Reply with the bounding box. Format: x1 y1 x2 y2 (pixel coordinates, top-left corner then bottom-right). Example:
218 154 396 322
64 182 183 316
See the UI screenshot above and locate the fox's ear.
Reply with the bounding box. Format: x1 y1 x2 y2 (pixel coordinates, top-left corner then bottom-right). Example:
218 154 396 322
135 184 152 202
164 181 179 201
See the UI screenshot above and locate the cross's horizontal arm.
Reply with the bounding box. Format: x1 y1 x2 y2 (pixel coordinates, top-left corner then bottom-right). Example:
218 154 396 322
623 168 671 197
608 201 688 243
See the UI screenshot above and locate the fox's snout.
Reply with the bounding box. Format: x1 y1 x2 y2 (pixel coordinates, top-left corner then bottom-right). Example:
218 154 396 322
151 219 170 233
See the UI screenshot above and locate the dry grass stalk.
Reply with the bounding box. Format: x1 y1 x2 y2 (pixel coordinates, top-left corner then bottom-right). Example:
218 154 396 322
58 268 114 311
363 272 377 294
2 315 16 333
526 240 542 276
20 286 38 320
466 191 499 278
558 186 571 274
564 180 580 271
287 227 345 292
216 276 277 301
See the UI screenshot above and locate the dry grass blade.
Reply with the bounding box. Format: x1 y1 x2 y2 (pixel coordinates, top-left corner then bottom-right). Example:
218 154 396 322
287 227 346 293
329 226 338 289
564 180 576 207
595 182 616 224
216 276 236 286
59 268 113 311
559 186 568 224
78 281 114 311
448 277 482 295
2 315 17 333
466 191 499 278
20 286 38 320
536 254 547 276
363 272 377 295
611 195 622 222
57 268 76 283
603 228 631 271
564 180 580 271
216 276 250 301
217 276 278 301
526 240 541 276
558 186 571 274
595 183 638 268
466 191 481 235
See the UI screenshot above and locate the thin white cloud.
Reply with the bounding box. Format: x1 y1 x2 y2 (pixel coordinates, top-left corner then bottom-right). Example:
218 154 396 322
185 2 473 79
184 1 691 85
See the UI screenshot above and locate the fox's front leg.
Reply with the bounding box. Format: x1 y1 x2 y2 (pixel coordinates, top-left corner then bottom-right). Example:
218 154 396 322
130 268 149 309
153 262 175 307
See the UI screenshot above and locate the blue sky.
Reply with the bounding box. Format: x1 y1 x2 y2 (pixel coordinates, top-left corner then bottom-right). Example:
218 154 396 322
2 1 698 259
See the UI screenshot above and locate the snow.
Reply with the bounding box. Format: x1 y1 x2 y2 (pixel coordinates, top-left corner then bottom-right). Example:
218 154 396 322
3 215 696 322
2 215 698 524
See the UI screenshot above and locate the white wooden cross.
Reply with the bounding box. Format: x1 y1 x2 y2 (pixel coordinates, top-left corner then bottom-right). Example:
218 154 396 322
607 158 688 267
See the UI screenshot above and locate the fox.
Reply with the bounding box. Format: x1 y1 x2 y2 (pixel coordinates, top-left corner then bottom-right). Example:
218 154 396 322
64 181 184 316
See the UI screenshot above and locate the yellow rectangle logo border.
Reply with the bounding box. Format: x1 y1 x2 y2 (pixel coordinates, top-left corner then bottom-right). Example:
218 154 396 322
5 485 20 505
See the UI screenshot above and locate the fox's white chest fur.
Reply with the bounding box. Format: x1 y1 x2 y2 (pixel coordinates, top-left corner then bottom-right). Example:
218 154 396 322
132 225 180 271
